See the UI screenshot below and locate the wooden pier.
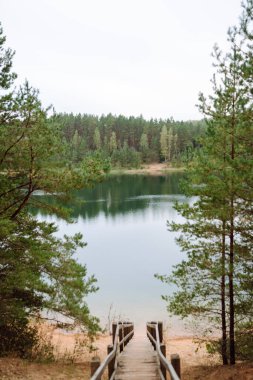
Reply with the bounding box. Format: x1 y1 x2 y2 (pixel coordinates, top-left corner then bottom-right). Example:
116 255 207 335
90 321 181 380
115 334 159 379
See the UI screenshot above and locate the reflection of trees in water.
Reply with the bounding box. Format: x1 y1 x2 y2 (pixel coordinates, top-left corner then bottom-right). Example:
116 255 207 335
30 173 184 219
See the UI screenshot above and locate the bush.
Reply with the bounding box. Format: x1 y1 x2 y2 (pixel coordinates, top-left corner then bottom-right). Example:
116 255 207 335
235 323 253 361
0 320 38 358
205 322 253 362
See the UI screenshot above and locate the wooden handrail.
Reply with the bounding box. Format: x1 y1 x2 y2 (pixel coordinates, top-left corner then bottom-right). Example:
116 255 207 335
146 322 181 380
90 322 134 380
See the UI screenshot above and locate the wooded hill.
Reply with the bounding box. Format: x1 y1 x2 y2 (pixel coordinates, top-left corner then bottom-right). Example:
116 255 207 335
56 113 205 167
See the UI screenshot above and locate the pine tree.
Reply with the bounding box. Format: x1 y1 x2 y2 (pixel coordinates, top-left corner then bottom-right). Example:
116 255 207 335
167 127 173 162
93 127 101 150
71 129 80 162
0 24 105 356
109 131 117 153
173 132 178 160
140 132 149 151
140 132 149 162
160 125 168 161
157 1 253 364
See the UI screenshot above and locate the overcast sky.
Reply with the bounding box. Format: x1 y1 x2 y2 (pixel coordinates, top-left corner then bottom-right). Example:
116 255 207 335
1 0 243 120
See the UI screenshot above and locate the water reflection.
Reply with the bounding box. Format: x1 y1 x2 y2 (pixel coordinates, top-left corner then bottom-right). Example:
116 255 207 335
31 173 184 219
33 173 189 334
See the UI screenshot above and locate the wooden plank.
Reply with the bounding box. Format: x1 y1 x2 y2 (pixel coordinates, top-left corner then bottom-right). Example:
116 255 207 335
115 335 160 380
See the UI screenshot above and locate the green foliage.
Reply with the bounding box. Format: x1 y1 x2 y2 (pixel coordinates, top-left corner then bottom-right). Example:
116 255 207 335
0 320 38 358
0 24 17 90
235 322 253 361
160 125 168 161
0 217 99 329
70 129 86 162
0 22 104 357
111 143 141 168
93 127 101 150
55 113 205 168
109 131 117 153
204 321 253 362
82 151 111 186
157 1 253 365
140 132 148 151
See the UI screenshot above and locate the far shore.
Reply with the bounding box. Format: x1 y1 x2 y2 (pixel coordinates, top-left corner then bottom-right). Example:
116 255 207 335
110 163 185 175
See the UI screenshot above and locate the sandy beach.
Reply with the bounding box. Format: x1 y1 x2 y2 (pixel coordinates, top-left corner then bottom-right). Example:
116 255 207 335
110 163 185 175
0 329 252 379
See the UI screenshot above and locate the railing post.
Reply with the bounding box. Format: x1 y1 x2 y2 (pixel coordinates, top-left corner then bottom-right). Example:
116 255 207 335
147 323 151 343
151 322 157 350
160 343 167 380
107 344 114 379
90 356 101 379
112 322 117 344
122 322 127 347
171 354 181 378
125 324 129 344
119 324 124 352
158 321 163 343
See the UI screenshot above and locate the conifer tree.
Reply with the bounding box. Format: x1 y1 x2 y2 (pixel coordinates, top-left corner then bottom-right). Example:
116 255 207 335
109 131 117 153
140 132 149 151
167 127 173 162
0 23 105 356
160 125 168 161
93 127 101 150
71 129 80 162
173 132 178 160
157 1 253 364
140 132 149 162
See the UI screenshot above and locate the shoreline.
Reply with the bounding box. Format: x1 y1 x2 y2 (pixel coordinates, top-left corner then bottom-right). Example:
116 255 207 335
110 163 185 175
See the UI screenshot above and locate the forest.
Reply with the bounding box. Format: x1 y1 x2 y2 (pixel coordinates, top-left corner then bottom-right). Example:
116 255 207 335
55 112 205 167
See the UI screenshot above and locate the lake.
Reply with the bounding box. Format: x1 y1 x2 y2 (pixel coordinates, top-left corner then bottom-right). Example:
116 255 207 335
33 173 190 334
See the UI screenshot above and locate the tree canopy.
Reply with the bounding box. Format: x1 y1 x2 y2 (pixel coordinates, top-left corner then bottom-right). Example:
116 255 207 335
157 0 253 364
54 112 205 168
0 23 109 356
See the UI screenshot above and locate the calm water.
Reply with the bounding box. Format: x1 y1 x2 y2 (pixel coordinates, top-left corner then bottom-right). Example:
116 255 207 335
33 173 190 334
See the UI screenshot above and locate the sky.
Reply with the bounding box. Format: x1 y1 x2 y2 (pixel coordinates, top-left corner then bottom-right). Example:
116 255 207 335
1 0 243 121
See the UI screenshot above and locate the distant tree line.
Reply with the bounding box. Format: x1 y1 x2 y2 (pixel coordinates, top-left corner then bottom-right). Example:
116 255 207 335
55 113 206 167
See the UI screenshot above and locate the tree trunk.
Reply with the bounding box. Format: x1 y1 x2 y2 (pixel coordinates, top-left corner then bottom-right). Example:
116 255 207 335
229 63 236 365
221 221 228 365
229 199 235 364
